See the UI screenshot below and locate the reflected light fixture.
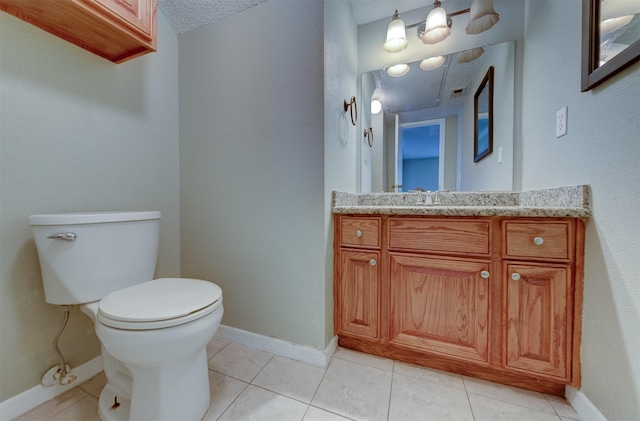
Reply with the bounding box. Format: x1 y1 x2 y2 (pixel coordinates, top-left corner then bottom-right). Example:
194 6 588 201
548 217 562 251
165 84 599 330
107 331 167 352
466 0 500 34
371 87 382 114
420 55 446 70
387 63 410 77
457 47 485 63
383 10 408 52
422 0 451 44
600 14 634 35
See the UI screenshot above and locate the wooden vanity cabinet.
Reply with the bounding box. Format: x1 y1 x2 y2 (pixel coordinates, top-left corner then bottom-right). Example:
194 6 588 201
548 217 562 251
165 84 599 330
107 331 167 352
334 217 382 340
334 214 584 395
387 218 493 363
502 219 581 383
0 0 157 63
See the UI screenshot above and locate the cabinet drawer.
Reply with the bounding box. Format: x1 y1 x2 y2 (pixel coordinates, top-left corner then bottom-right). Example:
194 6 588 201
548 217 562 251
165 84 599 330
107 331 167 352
503 221 572 260
388 218 490 255
340 217 381 248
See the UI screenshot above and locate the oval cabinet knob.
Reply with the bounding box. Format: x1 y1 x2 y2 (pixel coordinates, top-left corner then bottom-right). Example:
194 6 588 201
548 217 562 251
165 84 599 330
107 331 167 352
369 259 376 266
480 270 490 279
533 236 544 246
356 230 363 238
511 272 521 281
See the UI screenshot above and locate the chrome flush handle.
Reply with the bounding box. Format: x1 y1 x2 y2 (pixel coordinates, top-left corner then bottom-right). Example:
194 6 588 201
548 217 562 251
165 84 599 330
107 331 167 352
48 232 76 241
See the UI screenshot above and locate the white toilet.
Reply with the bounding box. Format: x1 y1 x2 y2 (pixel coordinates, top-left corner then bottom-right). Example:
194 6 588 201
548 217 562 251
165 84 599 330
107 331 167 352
29 211 223 421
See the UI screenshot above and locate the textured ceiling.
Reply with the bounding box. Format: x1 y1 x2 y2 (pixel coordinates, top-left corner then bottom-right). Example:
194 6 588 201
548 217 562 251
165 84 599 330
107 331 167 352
158 0 429 34
158 0 267 34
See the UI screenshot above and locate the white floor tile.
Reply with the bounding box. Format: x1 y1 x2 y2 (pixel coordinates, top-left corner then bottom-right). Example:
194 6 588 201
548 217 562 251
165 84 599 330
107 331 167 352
463 375 555 413
312 358 392 421
393 361 465 391
252 355 326 403
303 406 354 421
334 347 394 372
202 370 249 421
208 342 273 382
14 341 583 421
546 394 583 420
388 373 474 421
13 387 89 421
218 385 309 421
468 393 562 421
46 395 100 421
77 372 107 399
207 337 231 359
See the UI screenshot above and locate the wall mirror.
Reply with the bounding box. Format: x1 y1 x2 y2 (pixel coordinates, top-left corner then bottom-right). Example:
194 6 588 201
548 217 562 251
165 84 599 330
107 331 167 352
360 41 515 193
474 67 493 162
582 0 640 91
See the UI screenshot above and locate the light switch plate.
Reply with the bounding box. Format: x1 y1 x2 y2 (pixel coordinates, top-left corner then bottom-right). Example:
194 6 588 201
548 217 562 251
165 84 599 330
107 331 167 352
556 107 568 138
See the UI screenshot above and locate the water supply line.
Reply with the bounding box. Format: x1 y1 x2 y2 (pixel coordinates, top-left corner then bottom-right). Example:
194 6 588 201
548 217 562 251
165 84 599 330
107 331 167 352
42 305 77 386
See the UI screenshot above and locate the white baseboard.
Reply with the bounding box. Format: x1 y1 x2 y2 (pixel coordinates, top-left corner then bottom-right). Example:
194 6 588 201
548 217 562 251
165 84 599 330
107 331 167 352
216 325 337 368
566 385 608 421
0 356 103 421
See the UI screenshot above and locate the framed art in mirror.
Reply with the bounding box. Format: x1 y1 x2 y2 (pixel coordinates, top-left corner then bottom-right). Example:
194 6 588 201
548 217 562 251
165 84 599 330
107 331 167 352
582 0 640 91
474 67 494 163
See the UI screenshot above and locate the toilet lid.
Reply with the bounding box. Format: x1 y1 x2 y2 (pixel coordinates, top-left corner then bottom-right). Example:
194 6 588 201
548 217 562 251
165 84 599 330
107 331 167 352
98 278 222 326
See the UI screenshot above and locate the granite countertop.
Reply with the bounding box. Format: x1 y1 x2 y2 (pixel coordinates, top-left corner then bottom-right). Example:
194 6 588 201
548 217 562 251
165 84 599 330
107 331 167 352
332 185 591 218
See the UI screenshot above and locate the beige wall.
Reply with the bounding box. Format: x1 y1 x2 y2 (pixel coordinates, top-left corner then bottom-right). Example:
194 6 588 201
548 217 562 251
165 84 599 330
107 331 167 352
178 1 328 349
0 13 180 401
324 0 359 342
520 1 639 419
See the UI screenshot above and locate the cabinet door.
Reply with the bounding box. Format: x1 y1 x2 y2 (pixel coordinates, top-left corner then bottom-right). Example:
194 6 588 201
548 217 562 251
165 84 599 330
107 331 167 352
505 263 571 379
92 0 155 36
338 250 380 339
389 254 490 362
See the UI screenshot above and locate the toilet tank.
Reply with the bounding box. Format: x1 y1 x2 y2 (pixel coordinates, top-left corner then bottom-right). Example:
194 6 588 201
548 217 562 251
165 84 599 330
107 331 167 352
29 211 161 305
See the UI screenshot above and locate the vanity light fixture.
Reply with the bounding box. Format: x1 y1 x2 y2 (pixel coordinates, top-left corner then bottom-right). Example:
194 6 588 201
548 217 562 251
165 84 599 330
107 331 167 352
387 63 410 77
383 0 500 50
383 10 408 52
420 55 446 70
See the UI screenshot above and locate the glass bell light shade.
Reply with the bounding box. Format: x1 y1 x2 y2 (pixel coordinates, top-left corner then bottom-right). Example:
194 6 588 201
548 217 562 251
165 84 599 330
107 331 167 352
420 55 446 70
600 14 634 35
387 63 410 77
371 88 382 114
383 10 408 53
466 0 500 35
457 47 484 63
421 1 450 44
371 98 382 114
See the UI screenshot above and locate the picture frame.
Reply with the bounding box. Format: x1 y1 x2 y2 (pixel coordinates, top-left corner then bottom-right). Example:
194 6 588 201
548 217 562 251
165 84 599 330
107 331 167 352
581 0 640 91
474 66 494 163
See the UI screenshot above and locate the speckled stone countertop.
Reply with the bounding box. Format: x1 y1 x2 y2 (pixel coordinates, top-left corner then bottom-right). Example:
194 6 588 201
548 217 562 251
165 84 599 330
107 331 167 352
332 185 591 218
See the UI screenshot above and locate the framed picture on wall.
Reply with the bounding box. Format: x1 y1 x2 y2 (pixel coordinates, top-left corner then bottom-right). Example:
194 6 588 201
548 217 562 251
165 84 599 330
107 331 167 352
474 67 494 163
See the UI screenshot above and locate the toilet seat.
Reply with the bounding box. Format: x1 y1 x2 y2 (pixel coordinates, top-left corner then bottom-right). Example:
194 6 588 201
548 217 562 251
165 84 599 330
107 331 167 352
98 278 222 330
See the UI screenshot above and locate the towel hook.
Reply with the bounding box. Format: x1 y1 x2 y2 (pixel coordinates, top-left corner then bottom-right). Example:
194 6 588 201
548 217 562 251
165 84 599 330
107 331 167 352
364 127 373 147
343 96 358 126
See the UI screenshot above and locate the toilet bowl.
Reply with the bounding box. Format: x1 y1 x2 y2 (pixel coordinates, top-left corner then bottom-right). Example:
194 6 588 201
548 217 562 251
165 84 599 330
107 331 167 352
29 212 224 421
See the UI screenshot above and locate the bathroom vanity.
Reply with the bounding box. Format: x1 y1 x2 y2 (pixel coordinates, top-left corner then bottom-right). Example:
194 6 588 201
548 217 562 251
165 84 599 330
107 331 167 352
332 186 590 396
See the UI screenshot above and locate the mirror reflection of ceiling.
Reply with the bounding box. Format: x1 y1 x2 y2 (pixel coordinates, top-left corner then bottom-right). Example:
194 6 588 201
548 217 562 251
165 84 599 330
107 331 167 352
599 1 640 66
371 44 491 122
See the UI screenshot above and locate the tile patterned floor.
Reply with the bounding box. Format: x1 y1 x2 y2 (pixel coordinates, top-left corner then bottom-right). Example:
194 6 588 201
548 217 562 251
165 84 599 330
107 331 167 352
14 337 583 421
